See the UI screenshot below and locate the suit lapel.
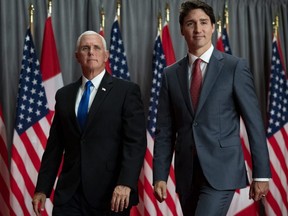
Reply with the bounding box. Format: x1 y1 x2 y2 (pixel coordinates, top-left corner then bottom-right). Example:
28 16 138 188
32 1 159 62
195 50 224 116
69 78 82 132
84 72 113 131
176 56 194 116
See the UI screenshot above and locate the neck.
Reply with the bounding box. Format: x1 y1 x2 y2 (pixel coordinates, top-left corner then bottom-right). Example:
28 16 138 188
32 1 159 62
82 67 105 80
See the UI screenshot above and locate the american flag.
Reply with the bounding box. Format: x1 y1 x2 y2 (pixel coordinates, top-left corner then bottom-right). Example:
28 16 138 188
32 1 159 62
134 32 182 216
0 106 13 216
10 28 52 216
216 25 232 55
264 34 288 216
216 24 259 216
109 17 130 80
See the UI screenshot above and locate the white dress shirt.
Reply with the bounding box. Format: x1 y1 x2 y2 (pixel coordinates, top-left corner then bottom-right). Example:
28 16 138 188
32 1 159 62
75 70 106 115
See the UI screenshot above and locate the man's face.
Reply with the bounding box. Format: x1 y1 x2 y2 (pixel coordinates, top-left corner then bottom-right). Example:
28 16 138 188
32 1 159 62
181 8 215 55
75 34 108 72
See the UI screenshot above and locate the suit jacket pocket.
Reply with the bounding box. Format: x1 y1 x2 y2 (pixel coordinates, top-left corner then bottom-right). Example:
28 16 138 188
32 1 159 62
218 135 241 148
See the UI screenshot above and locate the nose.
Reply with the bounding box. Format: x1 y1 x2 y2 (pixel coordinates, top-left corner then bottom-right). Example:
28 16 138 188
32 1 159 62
194 23 201 32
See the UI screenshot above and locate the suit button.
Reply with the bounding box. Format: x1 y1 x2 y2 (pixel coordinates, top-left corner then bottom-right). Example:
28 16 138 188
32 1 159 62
193 122 198 127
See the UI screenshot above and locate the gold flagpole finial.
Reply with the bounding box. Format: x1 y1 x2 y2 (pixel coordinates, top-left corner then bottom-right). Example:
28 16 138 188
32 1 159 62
217 16 222 35
117 0 121 19
100 7 105 29
224 0 229 26
273 15 279 37
224 0 229 34
48 0 52 17
165 3 170 23
158 12 162 35
29 4 35 37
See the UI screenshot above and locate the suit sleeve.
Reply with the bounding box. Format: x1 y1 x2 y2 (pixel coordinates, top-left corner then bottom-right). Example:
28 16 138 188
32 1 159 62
153 71 176 183
35 92 64 196
234 59 271 178
117 83 147 191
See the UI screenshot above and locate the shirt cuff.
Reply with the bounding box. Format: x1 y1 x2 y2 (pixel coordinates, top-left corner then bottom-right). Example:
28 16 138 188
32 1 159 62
253 178 270 181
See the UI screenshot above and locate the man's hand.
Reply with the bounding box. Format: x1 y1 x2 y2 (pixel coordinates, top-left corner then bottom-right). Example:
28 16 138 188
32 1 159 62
111 185 131 212
154 180 167 202
32 192 46 216
249 181 269 201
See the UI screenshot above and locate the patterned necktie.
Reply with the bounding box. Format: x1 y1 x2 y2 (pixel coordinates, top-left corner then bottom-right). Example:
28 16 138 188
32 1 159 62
77 80 93 129
190 58 202 111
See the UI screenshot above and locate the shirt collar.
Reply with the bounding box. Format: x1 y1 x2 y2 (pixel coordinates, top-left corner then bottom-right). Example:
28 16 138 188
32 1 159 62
81 69 106 90
188 45 214 66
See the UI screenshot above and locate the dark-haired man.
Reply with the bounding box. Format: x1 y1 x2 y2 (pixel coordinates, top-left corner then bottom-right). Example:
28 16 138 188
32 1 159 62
153 1 271 215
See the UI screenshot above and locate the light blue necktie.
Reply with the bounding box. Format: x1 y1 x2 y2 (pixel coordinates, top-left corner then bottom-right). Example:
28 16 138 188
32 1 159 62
77 81 93 129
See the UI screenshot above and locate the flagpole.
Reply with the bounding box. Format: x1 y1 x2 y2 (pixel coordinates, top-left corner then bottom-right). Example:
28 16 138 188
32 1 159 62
217 17 222 35
117 0 121 24
48 0 52 17
273 15 279 38
158 12 162 37
165 3 170 23
224 0 229 34
100 6 105 30
29 4 35 37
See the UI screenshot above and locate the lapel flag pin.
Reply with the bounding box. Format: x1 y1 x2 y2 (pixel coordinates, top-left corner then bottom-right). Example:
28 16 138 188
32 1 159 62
102 87 106 91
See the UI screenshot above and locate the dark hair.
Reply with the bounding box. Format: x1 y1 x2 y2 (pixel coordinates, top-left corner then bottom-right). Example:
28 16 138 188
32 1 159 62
179 0 216 25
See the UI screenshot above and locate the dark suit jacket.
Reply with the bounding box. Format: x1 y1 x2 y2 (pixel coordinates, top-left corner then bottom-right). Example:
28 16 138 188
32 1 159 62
153 49 271 197
35 72 147 210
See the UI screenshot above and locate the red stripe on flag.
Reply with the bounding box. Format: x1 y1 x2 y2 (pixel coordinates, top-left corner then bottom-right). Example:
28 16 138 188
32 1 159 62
32 122 48 149
266 190 283 216
268 135 288 182
19 132 41 171
143 176 163 216
164 189 178 216
268 163 288 209
10 175 32 216
281 127 288 149
11 146 36 196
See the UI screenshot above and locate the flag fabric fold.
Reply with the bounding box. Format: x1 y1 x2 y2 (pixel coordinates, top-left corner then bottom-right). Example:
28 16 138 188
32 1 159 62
109 17 130 80
264 34 288 216
0 105 13 216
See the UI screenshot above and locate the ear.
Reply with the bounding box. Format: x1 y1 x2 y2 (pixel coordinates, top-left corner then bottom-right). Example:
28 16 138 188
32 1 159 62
75 51 80 62
180 26 184 36
104 50 109 62
212 23 215 33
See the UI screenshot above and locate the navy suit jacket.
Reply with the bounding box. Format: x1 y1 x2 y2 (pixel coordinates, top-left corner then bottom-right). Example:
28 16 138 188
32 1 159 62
35 72 147 209
153 49 271 196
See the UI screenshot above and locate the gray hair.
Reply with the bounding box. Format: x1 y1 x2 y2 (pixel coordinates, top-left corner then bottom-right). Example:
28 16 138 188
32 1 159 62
75 30 107 51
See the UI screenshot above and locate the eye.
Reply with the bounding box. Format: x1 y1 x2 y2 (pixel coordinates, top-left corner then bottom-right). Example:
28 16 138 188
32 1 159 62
93 45 101 50
186 21 194 27
81 46 90 52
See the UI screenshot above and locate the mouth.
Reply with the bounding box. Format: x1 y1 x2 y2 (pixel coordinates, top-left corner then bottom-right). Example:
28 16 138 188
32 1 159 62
193 36 203 40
